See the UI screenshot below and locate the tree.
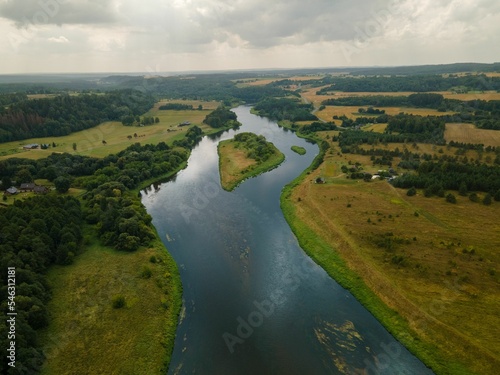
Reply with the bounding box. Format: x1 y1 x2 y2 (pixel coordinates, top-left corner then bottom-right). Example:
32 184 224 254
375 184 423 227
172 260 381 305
469 193 479 202
16 168 33 183
155 117 160 123
52 142 56 147
72 142 77 151
407 187 417 196
2 176 12 189
483 193 492 206
54 176 71 193
458 181 468 196
494 189 500 202
446 193 457 204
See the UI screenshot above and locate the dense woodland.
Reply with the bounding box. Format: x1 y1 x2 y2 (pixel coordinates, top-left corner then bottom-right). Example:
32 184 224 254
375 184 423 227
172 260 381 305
392 161 500 196
315 74 500 93
0 196 83 374
203 106 240 128
0 90 154 142
253 97 318 122
233 132 278 162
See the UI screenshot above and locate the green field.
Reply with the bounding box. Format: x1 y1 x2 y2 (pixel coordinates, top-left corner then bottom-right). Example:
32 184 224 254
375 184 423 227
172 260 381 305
39 231 182 375
0 99 220 160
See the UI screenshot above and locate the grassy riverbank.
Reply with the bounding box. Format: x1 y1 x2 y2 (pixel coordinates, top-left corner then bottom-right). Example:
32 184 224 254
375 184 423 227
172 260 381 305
218 132 285 191
39 228 182 375
281 137 499 375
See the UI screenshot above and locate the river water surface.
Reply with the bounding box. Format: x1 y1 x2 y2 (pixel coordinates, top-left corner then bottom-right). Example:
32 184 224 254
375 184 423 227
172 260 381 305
141 106 433 375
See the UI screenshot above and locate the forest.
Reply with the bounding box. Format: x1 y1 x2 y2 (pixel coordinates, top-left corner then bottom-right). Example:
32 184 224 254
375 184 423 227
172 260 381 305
392 161 500 196
0 196 83 374
203 106 241 128
316 74 500 93
233 132 278 162
253 97 318 122
0 90 154 142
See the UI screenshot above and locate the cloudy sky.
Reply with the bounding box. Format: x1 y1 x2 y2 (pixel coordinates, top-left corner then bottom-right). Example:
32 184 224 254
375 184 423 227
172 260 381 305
0 0 499 74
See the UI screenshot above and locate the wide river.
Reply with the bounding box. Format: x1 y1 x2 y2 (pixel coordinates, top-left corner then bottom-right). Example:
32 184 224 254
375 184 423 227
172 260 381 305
141 106 433 375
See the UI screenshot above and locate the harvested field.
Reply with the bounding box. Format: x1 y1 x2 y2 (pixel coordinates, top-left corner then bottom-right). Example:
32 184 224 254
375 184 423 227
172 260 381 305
445 123 500 147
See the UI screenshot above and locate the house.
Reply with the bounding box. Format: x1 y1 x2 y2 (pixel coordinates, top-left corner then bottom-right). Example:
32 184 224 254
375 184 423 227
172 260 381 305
20 183 36 191
34 186 49 194
178 121 191 127
5 187 18 195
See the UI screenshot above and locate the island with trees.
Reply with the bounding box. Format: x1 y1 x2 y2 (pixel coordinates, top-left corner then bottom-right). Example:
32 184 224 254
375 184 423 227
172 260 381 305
218 132 284 191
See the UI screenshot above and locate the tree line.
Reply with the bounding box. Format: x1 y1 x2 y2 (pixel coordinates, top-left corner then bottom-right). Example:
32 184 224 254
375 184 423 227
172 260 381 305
0 90 155 142
316 74 500 93
203 106 240 128
253 97 318 122
392 161 500 195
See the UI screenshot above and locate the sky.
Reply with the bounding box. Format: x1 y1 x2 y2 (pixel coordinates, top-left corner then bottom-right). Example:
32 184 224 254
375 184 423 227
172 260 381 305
0 0 499 74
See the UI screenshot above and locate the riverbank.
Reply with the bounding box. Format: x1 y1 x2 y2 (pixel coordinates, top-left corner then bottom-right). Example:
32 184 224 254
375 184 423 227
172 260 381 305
217 132 285 191
40 228 182 374
281 138 499 374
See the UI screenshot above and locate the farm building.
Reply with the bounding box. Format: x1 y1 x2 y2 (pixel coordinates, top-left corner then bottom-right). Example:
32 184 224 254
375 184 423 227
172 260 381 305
34 186 49 194
5 187 18 195
23 144 39 150
20 183 36 191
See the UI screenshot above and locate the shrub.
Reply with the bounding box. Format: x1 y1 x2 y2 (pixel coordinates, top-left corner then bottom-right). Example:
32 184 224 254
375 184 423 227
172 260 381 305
407 187 416 196
112 295 126 309
445 193 457 204
469 193 479 202
141 266 153 279
483 193 492 205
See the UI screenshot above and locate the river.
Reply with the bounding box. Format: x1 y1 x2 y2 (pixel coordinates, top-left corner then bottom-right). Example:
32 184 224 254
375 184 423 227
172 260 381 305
141 106 433 375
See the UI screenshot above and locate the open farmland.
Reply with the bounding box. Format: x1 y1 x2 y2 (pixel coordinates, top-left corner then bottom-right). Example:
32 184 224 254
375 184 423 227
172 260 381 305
445 123 500 147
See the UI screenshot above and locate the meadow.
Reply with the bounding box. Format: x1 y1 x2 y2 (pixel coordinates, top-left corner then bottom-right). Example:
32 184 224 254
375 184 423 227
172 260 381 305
445 123 500 147
282 120 500 374
0 99 220 161
39 233 182 375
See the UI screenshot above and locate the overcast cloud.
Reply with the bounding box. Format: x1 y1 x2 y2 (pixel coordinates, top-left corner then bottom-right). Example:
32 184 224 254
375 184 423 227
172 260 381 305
0 0 498 73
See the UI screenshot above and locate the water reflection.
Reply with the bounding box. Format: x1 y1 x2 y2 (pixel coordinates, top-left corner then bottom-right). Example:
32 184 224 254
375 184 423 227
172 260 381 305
141 106 433 375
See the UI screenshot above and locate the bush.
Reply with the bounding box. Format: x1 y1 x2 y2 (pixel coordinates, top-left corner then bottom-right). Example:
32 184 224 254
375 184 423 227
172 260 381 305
445 193 457 204
483 193 492 206
112 295 126 309
407 187 416 196
469 193 479 202
141 266 153 279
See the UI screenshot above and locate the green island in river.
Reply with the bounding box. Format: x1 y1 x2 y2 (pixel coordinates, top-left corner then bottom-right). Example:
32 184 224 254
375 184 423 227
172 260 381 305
218 132 285 191
291 145 307 155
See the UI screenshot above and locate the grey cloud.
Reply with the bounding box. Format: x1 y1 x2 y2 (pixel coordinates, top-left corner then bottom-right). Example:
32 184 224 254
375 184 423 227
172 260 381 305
0 0 118 27
186 0 399 48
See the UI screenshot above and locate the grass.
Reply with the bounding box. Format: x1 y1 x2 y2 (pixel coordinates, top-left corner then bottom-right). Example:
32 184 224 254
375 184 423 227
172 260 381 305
218 136 285 191
445 123 500 147
281 123 500 374
0 99 220 161
291 145 307 155
39 229 182 375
